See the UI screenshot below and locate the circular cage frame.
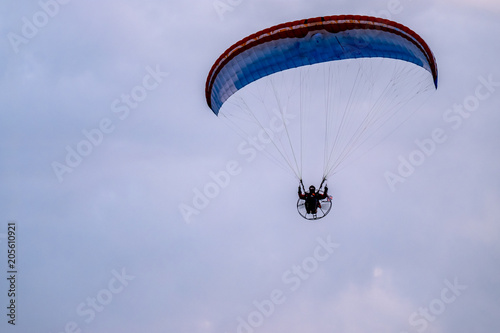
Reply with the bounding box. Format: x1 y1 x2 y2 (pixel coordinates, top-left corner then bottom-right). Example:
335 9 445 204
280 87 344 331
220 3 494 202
297 195 333 220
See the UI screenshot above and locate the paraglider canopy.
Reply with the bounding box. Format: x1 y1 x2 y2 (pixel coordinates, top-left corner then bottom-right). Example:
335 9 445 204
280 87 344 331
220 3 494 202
206 15 438 114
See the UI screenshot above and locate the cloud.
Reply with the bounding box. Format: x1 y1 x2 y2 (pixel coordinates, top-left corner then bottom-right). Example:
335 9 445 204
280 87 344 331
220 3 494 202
438 0 500 12
1 1 499 332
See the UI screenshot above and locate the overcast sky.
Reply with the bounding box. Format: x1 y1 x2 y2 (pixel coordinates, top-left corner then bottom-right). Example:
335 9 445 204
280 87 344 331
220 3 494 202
0 0 499 332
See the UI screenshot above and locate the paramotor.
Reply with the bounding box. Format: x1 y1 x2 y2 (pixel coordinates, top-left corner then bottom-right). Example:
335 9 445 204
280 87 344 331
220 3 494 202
205 15 438 220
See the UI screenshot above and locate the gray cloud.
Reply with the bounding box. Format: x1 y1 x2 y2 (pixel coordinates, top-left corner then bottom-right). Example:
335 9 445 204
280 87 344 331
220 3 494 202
0 0 499 332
